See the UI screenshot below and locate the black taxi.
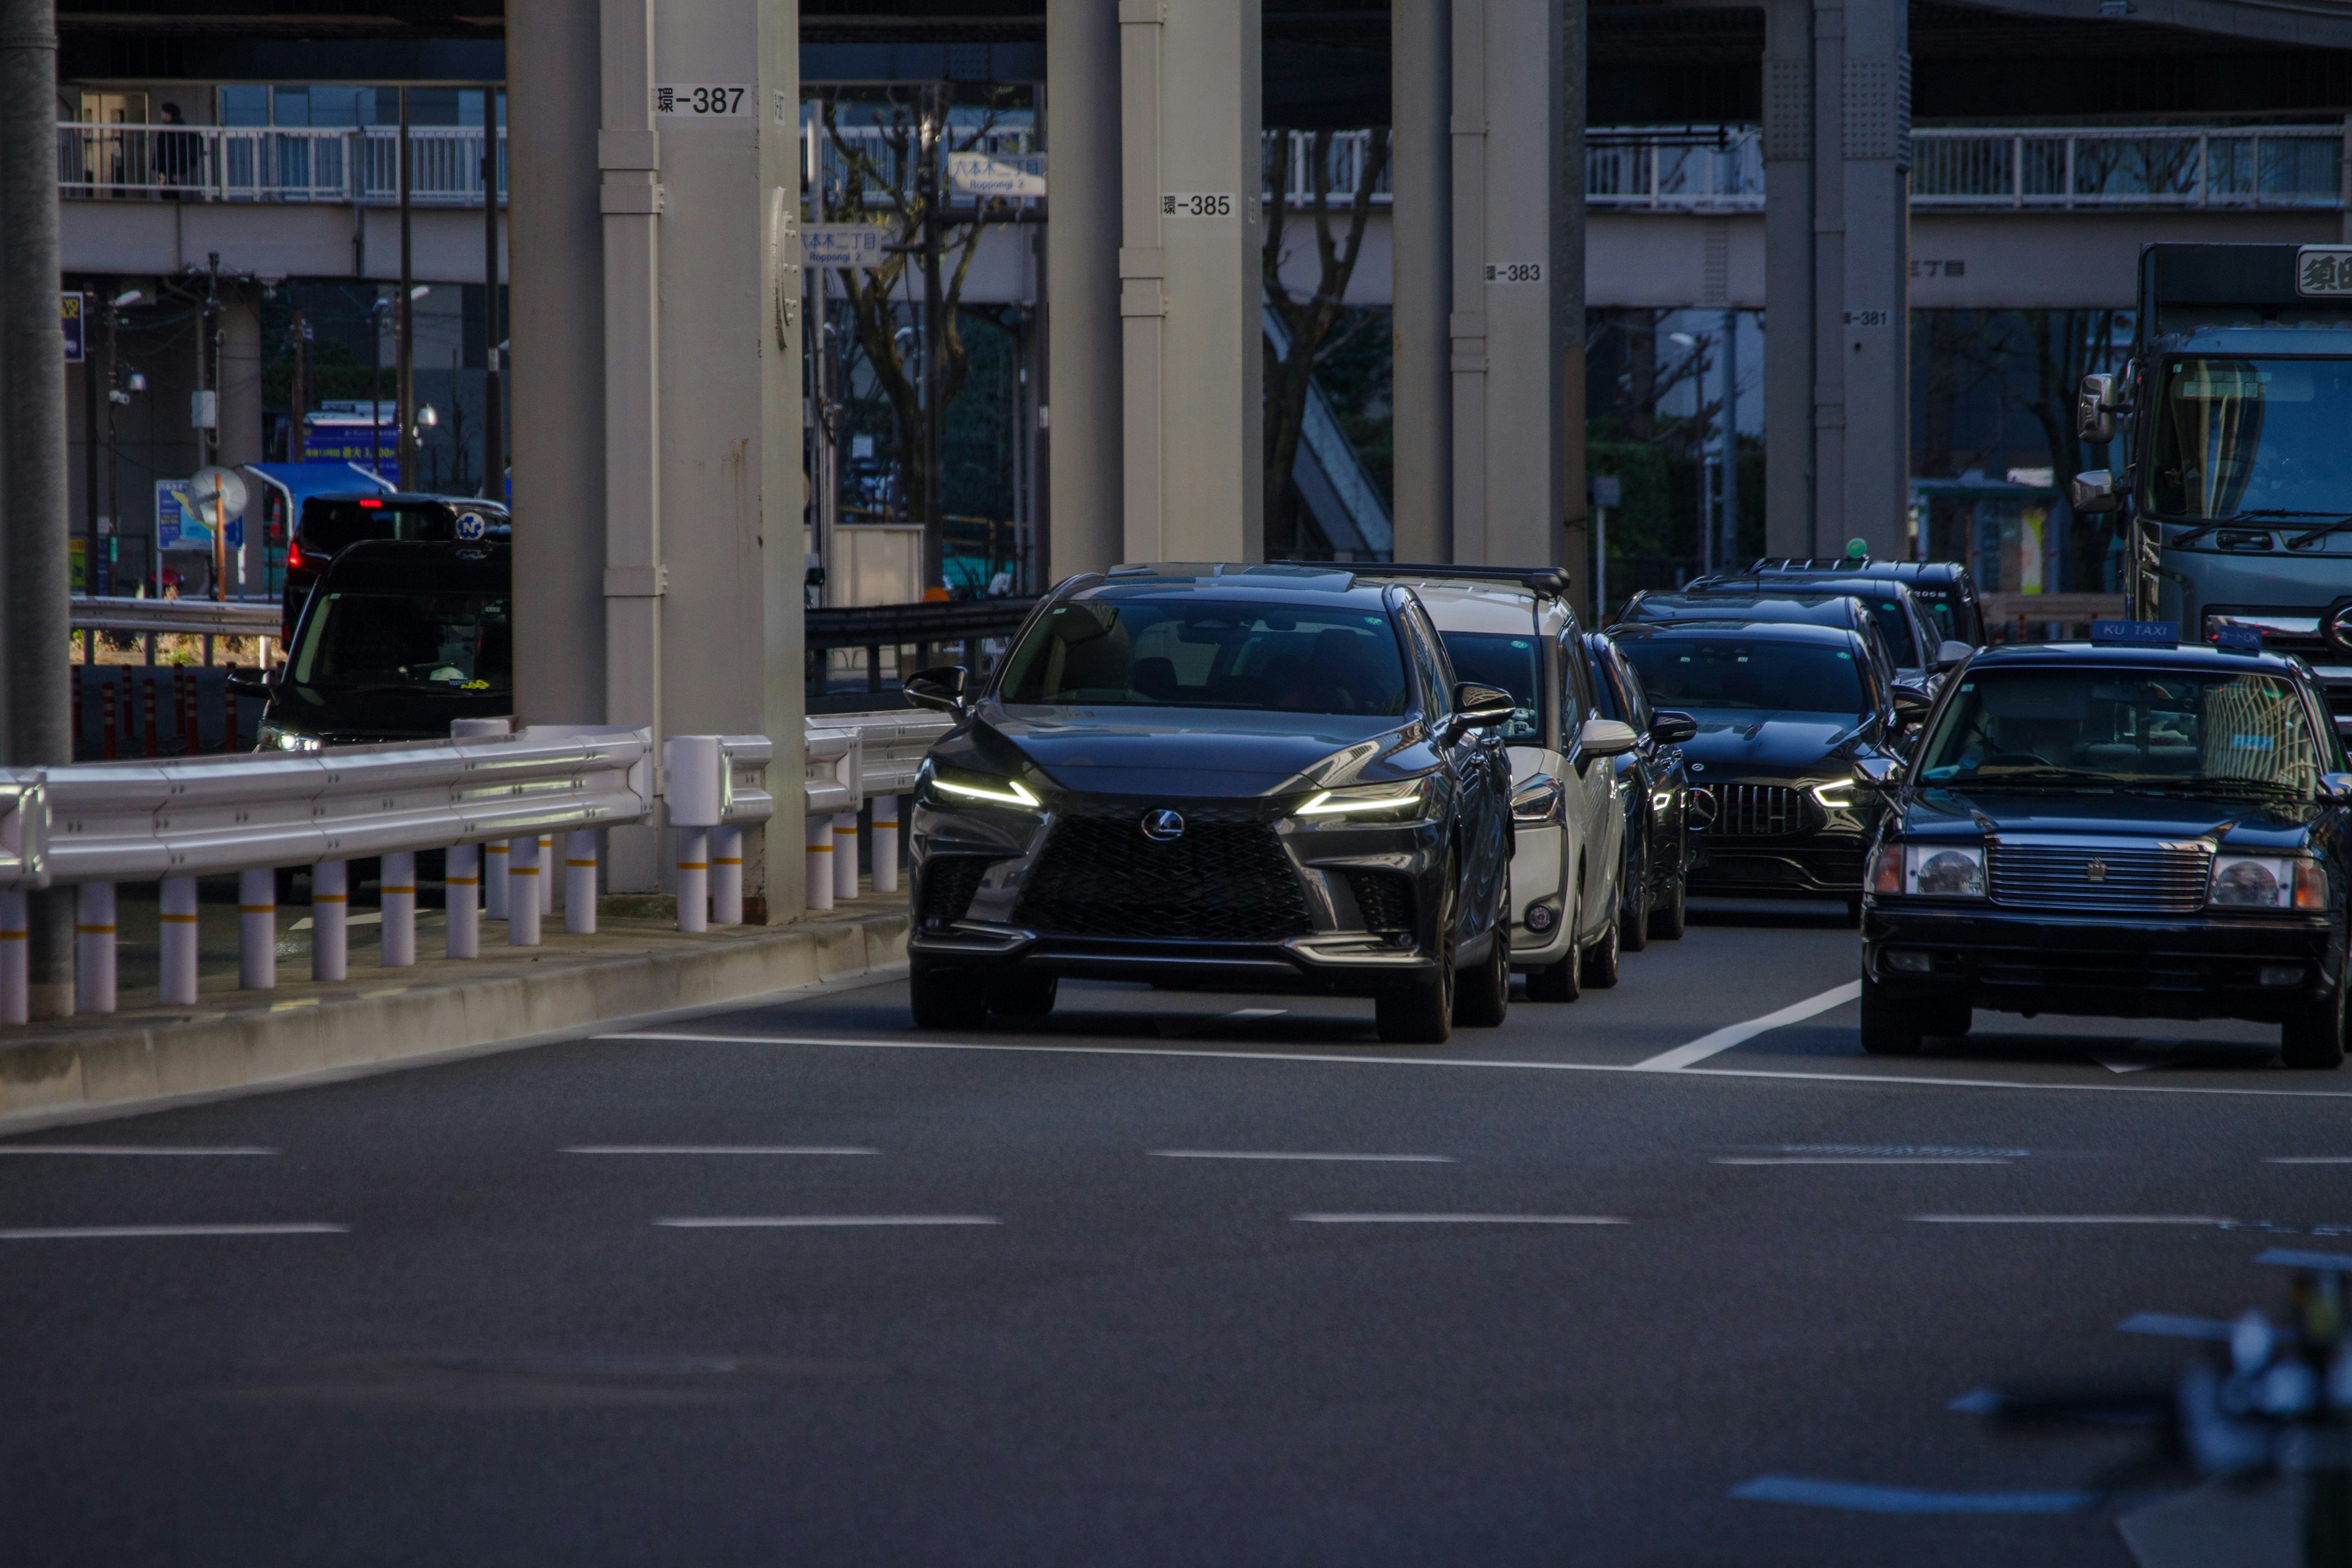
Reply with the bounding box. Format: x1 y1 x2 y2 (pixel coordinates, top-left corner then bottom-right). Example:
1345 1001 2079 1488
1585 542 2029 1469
1860 623 2352 1068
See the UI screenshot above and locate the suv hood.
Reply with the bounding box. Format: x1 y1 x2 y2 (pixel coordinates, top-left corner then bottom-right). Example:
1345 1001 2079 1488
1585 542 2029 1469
956 704 1415 797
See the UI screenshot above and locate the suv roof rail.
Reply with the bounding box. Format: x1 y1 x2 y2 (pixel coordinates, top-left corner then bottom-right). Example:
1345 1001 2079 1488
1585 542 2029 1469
1333 562 1574 595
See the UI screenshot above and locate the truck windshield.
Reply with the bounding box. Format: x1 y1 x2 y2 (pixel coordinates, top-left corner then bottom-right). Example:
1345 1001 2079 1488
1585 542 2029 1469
2150 356 2352 519
1917 668 2323 796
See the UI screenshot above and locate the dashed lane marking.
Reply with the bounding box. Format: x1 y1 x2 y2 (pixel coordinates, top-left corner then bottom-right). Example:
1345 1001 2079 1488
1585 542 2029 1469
1293 1213 1627 1226
1909 1214 2231 1226
1713 1156 2011 1166
0 1223 345 1240
1151 1150 1455 1163
565 1146 878 1156
654 1216 1000 1229
0 1145 276 1156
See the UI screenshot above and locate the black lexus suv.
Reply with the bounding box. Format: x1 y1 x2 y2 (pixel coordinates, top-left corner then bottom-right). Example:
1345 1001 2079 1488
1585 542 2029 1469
902 564 1520 1044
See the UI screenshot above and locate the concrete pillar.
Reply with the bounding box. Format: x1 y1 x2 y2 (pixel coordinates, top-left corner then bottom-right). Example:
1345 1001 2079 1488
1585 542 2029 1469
1447 0 1567 571
1389 0 1450 564
1763 0 1909 562
1118 0 1262 564
1047 0 1123 581
649 0 804 922
219 295 264 591
508 0 608 742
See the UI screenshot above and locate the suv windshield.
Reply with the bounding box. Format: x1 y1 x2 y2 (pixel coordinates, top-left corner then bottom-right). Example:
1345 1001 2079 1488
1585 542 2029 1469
2150 356 2352 519
998 598 1409 717
1617 636 1869 717
1917 667 2323 795
291 590 513 691
1437 631 1541 742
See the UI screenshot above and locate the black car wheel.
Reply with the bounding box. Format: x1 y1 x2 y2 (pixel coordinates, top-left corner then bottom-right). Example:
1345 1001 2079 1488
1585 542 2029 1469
993 971 1058 1020
910 958 990 1030
1646 856 1687 941
1455 877 1510 1028
1580 903 1621 990
1618 826 1650 954
1857 971 1924 1055
2283 981 2348 1071
1377 856 1457 1044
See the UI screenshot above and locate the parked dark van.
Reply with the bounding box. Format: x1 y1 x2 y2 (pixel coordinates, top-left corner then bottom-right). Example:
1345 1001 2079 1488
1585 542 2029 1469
280 493 510 639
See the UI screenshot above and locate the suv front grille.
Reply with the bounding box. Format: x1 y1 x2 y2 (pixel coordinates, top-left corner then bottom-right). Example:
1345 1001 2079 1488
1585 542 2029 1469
1016 807 1311 942
1347 870 1414 935
918 856 992 929
1700 784 1816 839
1988 840 2211 915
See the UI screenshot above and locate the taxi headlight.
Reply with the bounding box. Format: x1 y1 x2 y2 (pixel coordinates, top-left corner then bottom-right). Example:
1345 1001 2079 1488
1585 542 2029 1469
2211 853 2327 911
1907 843 1985 897
919 764 1041 812
1294 778 1434 820
1510 774 1564 824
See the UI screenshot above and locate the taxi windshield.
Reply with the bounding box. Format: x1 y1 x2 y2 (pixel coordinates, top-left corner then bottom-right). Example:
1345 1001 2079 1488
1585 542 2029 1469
1437 631 1541 742
1916 667 2323 796
291 590 513 692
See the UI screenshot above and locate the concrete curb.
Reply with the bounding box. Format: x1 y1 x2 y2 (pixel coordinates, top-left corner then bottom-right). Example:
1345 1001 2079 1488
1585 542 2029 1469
0 910 908 1136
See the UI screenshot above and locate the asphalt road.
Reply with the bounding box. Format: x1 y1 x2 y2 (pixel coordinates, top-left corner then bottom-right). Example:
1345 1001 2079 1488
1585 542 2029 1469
4 897 2346 1564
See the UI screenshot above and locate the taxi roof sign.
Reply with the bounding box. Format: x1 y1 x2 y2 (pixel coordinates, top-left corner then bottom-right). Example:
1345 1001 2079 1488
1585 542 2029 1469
2090 620 2180 647
2212 623 2264 652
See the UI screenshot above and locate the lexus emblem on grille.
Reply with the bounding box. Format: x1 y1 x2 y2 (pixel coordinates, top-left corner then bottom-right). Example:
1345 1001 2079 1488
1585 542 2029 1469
2085 858 2108 882
1140 809 1186 842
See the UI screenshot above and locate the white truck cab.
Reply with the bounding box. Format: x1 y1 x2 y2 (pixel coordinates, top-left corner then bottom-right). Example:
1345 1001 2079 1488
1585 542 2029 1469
1376 571 1635 1000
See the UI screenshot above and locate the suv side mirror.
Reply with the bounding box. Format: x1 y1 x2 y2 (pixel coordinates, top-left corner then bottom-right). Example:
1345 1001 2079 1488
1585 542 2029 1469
1932 639 1973 671
1577 717 1639 759
1649 709 1699 746
904 665 969 716
1855 754 1904 791
224 668 276 696
1891 684 1934 726
1452 682 1518 731
2068 469 2120 514
2075 372 2118 445
2323 772 2352 802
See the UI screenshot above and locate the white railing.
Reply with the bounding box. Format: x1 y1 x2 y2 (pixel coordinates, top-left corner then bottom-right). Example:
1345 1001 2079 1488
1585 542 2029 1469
799 709 952 912
1911 125 2344 209
1586 127 1764 211
1265 129 1395 208
57 123 505 206
71 597 281 638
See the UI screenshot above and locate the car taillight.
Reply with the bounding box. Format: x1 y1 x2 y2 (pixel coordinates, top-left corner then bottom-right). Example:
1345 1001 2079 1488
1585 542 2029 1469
287 538 306 571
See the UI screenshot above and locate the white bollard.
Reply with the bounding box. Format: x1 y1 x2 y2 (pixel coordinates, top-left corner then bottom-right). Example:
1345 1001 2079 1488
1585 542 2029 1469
538 834 555 914
805 814 834 911
710 824 742 926
676 827 710 933
75 883 117 1015
238 868 276 989
159 876 200 1005
484 839 510 919
380 851 417 967
311 860 349 982
507 835 541 946
834 811 859 900
564 831 598 935
0 890 24 1024
445 844 480 959
872 795 902 895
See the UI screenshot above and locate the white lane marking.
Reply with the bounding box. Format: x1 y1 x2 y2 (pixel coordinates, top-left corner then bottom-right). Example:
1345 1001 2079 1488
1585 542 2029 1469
565 1145 877 1156
1714 1157 2011 1166
2119 1311 2236 1341
1151 1150 1454 1163
2267 1157 2352 1164
2090 1042 2173 1075
605 1030 2352 1101
1909 1214 2231 1226
654 1215 1000 1229
1779 1144 2028 1157
1294 1213 1627 1225
290 911 385 932
0 1223 345 1240
0 1145 277 1156
1630 982 1863 1071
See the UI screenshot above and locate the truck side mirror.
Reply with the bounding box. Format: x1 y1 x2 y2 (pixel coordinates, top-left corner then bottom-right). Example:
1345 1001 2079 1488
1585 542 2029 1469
2068 469 2120 514
2075 373 2117 445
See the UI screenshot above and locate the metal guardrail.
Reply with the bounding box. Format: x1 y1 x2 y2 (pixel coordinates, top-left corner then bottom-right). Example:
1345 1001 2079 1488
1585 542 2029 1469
70 597 281 638
58 123 503 206
799 709 954 911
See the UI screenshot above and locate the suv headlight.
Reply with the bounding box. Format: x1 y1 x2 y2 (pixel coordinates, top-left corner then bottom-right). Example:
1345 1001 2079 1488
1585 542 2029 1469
1294 777 1433 820
919 763 1041 812
1871 842 1985 897
1510 774 1564 824
2210 853 2328 910
1809 777 1861 809
255 719 322 752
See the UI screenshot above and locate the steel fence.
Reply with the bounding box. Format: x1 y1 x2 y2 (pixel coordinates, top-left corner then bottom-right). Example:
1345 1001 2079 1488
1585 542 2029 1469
58 123 505 205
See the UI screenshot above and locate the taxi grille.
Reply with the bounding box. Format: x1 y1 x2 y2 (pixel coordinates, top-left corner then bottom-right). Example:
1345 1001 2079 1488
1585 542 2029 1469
1700 785 1816 839
1016 807 1311 942
1987 842 2211 915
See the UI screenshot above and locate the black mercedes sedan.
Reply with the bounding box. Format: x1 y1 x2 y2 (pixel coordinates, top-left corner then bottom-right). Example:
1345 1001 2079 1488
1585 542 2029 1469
901 564 1521 1044
1610 619 1923 919
1861 635 2352 1068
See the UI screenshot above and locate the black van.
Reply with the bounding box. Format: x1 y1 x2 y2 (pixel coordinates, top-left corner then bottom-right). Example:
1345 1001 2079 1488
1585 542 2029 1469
240 539 511 749
281 492 510 640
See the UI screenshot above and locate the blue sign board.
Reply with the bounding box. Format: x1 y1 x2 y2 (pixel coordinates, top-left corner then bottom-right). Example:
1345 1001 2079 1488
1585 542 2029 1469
155 480 243 552
2090 620 2180 648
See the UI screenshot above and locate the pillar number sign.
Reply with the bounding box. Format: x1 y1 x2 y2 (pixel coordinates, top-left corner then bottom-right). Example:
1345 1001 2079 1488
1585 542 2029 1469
1162 193 1235 217
654 85 751 118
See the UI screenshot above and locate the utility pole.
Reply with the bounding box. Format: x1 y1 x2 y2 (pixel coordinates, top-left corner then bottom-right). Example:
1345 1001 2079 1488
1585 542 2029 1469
82 279 99 603
288 306 308 458
919 83 946 595
480 83 503 501
397 86 418 491
1719 306 1740 568
105 296 122 587
2 0 74 1016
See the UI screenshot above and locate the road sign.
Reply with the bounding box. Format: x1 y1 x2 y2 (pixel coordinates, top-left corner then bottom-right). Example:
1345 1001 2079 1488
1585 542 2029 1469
947 151 1046 198
157 477 244 552
1591 475 1622 508
190 466 249 531
61 293 84 363
804 224 890 269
